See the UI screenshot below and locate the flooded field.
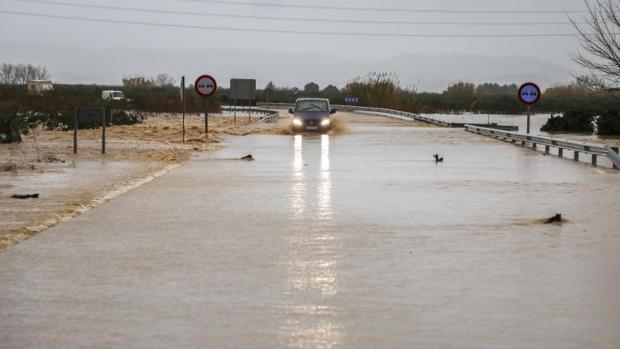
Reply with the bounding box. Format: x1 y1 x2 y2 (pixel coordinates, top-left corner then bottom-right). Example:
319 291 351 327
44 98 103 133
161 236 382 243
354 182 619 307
423 113 620 146
1 112 619 348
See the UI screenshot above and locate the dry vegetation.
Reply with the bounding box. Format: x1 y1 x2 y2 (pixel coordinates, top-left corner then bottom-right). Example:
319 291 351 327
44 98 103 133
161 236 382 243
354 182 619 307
0 112 281 251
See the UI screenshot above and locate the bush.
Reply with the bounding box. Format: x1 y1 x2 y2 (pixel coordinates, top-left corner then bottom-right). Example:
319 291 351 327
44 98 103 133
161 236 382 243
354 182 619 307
541 109 595 133
25 110 72 130
597 109 620 135
110 110 144 126
0 103 30 143
0 111 23 143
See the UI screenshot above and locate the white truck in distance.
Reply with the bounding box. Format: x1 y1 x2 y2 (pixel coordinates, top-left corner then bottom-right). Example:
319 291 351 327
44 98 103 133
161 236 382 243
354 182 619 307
102 90 127 101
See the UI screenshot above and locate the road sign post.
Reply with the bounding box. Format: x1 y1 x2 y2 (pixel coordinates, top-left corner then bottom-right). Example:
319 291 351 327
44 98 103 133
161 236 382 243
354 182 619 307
266 88 272 112
204 97 209 133
73 108 106 154
234 96 237 125
527 105 531 135
518 82 541 134
230 79 256 125
194 75 218 134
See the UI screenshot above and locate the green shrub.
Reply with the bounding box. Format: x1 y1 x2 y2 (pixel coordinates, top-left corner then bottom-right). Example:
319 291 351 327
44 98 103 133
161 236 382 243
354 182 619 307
541 109 595 133
110 110 144 126
597 109 620 135
0 105 27 143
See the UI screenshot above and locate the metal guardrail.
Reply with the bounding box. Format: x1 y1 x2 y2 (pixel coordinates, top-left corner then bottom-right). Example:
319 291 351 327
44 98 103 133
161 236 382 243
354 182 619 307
257 102 451 126
256 103 517 130
465 124 620 169
609 147 620 169
222 105 279 122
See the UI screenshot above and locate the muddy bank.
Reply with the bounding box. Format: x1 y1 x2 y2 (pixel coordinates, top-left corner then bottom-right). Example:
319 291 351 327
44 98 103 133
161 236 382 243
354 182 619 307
0 113 278 251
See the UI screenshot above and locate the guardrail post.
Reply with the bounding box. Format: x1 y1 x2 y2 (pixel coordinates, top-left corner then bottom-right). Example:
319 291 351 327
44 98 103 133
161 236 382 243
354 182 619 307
592 154 597 167
545 145 550 154
574 151 579 162
558 148 563 157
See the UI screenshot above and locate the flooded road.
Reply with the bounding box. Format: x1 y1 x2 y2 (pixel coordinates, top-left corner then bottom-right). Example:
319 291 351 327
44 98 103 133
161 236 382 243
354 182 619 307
1 113 620 348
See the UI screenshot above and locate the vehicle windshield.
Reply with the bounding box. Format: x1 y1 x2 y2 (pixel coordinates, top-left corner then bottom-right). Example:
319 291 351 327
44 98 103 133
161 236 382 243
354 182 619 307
295 100 328 112
112 92 125 98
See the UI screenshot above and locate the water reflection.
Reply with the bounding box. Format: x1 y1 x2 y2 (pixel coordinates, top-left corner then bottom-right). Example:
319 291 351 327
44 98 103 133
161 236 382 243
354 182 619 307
288 135 337 294
280 315 344 349
290 135 333 221
283 135 342 347
319 135 332 221
290 135 305 218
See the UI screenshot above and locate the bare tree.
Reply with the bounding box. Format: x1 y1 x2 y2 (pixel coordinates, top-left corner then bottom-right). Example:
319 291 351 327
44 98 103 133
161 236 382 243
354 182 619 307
154 73 176 87
32 65 50 80
0 63 15 84
571 0 620 91
0 63 49 84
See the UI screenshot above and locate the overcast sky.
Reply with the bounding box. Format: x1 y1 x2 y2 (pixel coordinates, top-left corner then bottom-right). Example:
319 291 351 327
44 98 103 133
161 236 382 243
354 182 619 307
0 0 593 91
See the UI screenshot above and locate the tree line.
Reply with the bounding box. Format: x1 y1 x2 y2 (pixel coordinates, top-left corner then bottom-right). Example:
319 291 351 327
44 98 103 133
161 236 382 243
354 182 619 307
0 63 50 84
258 73 619 115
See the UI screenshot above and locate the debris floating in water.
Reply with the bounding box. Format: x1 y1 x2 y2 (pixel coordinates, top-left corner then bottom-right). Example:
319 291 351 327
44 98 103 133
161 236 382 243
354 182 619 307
1 162 17 172
39 153 65 163
433 154 444 163
240 154 255 161
545 213 563 224
12 194 40 199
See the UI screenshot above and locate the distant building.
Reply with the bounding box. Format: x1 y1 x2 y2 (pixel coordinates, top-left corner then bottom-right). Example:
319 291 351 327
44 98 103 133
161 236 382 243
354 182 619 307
27 80 53 95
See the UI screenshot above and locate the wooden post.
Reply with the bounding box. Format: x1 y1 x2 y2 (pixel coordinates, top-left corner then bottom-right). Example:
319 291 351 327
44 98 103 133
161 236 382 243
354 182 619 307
532 143 537 150
545 145 550 154
73 109 78 154
558 148 563 157
613 147 619 170
592 154 597 167
574 151 579 162
181 76 186 143
102 109 107 154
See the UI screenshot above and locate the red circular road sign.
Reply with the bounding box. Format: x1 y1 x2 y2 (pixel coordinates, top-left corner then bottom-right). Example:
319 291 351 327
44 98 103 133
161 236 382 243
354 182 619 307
194 75 218 97
518 82 541 105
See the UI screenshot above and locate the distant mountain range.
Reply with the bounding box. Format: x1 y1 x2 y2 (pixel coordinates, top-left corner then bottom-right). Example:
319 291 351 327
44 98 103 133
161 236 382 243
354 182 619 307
0 41 579 92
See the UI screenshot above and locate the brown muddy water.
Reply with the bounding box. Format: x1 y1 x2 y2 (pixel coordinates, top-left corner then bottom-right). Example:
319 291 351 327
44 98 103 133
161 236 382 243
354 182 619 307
1 113 620 348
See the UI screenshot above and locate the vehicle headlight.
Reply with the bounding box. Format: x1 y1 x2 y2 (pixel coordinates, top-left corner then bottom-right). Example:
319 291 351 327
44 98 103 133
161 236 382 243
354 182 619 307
293 118 303 126
321 118 331 127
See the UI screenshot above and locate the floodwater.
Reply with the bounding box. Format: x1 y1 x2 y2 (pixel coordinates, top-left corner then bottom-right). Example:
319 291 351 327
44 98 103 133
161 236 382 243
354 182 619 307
1 113 620 348
424 112 552 134
425 112 620 146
